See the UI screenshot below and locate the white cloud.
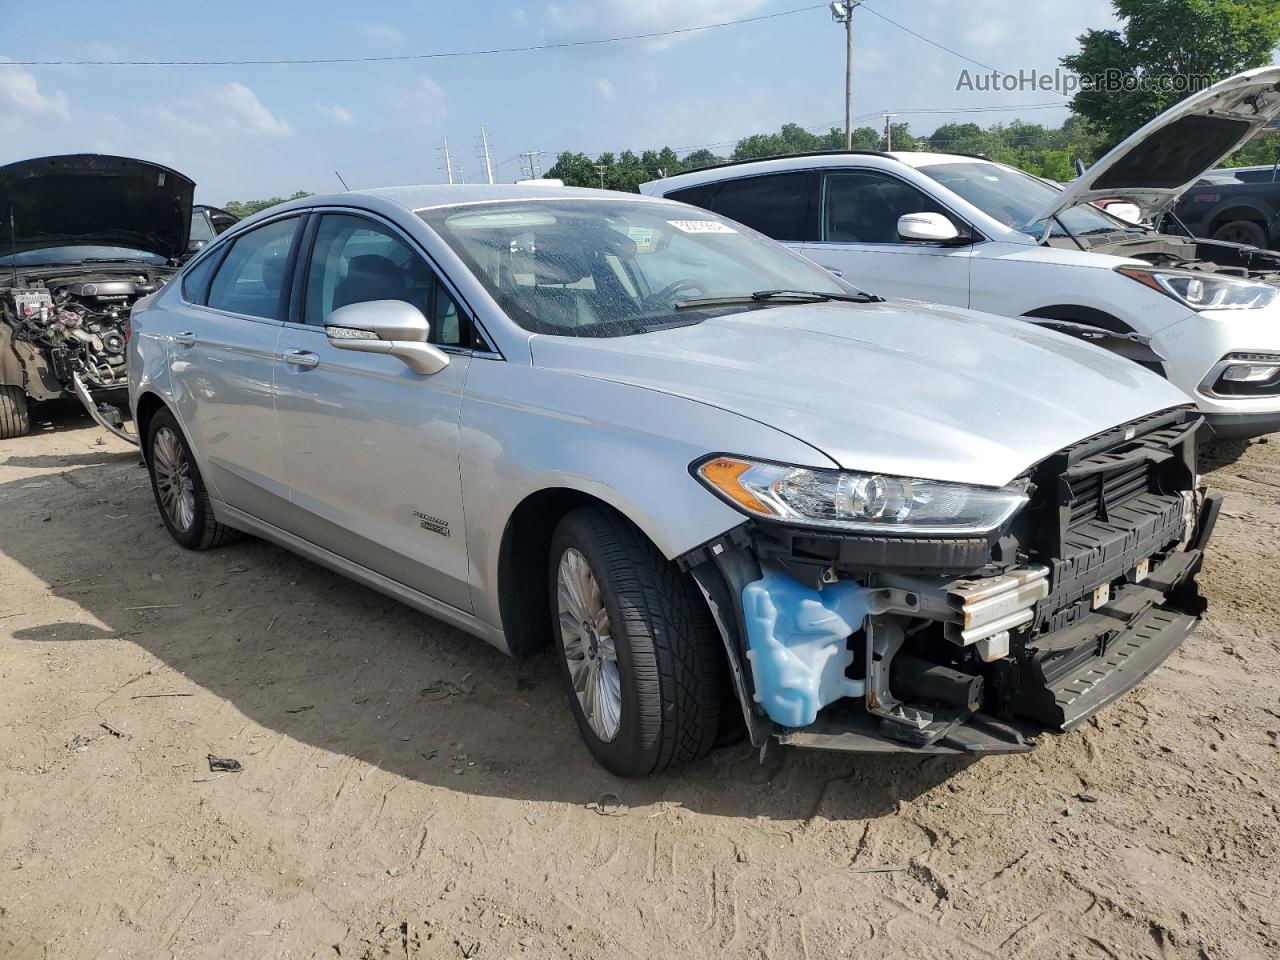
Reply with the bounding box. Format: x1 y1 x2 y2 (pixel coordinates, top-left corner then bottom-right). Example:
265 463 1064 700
360 24 404 44
402 75 448 126
152 82 290 143
210 82 291 136
316 102 355 125
594 77 616 100
0 58 70 120
963 21 1010 49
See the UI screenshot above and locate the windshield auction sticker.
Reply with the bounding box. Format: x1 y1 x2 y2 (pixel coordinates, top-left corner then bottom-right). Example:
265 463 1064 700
667 220 737 234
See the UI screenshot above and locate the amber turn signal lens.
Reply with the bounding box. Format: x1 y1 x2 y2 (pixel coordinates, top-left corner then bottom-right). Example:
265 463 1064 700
698 457 772 514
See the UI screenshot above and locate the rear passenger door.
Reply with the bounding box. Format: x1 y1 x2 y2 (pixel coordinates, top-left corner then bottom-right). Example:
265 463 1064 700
169 214 301 518
800 170 974 306
272 211 475 612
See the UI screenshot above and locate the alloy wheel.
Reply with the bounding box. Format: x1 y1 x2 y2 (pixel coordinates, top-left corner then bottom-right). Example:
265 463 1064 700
557 547 621 742
152 426 196 533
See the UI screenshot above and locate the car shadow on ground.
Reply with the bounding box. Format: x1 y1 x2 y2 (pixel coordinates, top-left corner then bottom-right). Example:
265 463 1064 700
2 452 972 822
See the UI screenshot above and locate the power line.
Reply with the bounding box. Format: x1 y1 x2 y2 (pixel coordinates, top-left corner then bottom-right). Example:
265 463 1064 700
0 3 831 67
858 2 1006 75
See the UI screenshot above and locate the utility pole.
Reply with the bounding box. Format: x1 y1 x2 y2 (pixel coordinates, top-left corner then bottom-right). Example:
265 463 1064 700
441 136 455 185
594 164 607 190
883 113 897 152
478 124 495 185
831 2 861 150
520 151 542 180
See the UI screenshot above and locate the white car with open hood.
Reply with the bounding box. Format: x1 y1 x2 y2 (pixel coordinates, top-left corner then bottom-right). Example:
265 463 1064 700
642 67 1280 440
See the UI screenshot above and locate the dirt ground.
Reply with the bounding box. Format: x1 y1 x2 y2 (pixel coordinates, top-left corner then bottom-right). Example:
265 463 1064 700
1 403 1278 960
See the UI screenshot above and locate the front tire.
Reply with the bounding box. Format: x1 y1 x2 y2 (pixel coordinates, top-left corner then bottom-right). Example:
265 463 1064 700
549 507 722 777
0 385 30 440
144 408 242 550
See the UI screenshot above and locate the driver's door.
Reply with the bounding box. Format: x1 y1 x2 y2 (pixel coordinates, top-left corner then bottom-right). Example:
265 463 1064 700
273 212 474 612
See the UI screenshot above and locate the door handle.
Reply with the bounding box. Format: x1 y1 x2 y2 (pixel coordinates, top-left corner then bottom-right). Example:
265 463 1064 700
174 331 197 347
283 350 320 368
820 266 845 277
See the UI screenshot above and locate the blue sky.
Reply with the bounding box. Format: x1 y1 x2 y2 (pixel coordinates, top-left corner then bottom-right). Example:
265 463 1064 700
0 0 1156 202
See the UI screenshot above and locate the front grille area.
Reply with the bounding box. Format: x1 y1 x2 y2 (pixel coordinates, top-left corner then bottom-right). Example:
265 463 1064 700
1023 408 1200 635
1065 460 1152 528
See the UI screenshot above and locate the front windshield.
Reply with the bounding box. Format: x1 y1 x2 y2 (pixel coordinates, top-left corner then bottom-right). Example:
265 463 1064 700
0 244 166 267
419 198 851 337
918 162 1137 238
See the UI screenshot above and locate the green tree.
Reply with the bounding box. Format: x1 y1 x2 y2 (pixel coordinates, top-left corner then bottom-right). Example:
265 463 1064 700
223 191 311 220
1062 0 1280 150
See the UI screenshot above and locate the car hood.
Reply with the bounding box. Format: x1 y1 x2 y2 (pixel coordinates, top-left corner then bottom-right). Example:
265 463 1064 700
529 301 1192 487
0 154 195 261
1035 66 1280 223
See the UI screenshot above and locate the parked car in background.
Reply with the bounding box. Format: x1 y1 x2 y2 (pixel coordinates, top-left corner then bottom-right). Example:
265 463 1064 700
187 204 239 258
1168 164 1279 249
129 184 1217 775
0 154 192 440
643 67 1280 440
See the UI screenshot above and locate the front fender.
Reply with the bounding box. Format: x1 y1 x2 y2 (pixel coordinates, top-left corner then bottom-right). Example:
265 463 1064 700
459 361 837 631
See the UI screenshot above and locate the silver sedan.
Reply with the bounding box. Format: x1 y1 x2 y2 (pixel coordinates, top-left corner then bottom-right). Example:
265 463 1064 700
129 184 1217 775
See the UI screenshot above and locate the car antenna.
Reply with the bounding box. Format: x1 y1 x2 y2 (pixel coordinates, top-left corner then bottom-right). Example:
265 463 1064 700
334 170 350 191
7 207 17 287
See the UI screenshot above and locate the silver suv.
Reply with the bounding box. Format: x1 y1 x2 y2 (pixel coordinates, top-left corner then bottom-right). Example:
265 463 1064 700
128 185 1218 775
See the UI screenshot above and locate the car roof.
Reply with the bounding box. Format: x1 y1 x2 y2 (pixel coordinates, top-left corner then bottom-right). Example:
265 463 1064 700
640 150 996 194
340 183 668 212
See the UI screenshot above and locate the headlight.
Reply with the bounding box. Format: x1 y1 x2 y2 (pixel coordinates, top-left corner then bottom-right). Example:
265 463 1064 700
695 456 1028 535
1117 265 1277 311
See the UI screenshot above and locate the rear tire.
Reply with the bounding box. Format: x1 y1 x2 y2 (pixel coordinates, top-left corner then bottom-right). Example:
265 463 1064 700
549 507 722 777
1212 220 1268 248
0 385 30 440
144 407 242 550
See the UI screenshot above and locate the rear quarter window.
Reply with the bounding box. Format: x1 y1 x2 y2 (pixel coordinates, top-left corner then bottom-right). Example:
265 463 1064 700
180 248 224 304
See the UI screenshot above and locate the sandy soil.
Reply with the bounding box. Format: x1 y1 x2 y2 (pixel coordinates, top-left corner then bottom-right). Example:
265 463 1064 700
1 402 1278 960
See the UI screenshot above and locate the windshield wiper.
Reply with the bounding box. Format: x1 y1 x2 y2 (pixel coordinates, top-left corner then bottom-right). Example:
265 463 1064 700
675 289 884 309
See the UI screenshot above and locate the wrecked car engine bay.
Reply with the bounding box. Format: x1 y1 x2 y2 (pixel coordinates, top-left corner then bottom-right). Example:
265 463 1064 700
683 407 1220 755
1050 230 1280 284
2 267 170 396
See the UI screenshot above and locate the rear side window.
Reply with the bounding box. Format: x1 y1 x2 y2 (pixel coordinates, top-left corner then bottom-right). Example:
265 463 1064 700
181 248 223 304
711 173 810 241
207 217 299 320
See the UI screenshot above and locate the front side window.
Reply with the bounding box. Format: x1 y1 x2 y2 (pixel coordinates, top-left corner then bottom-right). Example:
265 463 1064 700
302 214 465 346
206 217 298 319
918 161 1134 238
711 173 809 241
821 171 951 244
419 198 849 338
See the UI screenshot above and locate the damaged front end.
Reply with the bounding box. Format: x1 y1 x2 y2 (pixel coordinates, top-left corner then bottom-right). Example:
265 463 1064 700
680 408 1219 755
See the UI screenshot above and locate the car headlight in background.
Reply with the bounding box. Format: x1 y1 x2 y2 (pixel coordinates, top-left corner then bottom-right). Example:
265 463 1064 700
695 456 1028 535
1117 265 1277 311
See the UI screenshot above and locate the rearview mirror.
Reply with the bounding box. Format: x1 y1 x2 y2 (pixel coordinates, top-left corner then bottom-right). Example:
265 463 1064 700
898 212 962 244
325 300 450 376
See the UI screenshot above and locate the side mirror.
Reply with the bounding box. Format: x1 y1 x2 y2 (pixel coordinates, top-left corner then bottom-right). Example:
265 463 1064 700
187 239 207 254
898 212 962 244
325 299 450 376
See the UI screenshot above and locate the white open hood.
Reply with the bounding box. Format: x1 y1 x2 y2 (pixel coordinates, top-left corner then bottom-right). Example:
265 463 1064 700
1033 66 1280 224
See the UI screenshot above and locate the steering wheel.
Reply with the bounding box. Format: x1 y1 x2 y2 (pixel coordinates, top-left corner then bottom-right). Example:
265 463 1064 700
651 278 709 302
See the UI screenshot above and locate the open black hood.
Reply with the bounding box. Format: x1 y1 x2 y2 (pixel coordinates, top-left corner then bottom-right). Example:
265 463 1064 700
0 154 195 262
